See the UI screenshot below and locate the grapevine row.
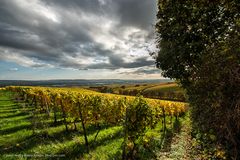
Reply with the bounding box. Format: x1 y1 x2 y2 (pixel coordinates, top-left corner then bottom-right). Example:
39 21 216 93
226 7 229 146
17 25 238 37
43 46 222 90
6 86 188 158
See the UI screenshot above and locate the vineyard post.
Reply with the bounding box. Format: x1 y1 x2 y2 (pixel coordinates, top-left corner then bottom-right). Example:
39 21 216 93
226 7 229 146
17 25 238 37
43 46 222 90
162 107 166 133
40 96 45 113
93 124 101 145
31 95 37 135
41 96 50 133
53 104 57 125
30 96 36 107
23 91 29 108
175 115 178 121
92 97 101 144
73 118 78 131
77 101 89 153
60 99 68 132
122 106 129 160
44 97 50 118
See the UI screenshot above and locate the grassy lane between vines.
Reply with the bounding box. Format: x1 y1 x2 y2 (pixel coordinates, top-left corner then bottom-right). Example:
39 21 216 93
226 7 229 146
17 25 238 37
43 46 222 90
0 90 186 160
156 111 193 160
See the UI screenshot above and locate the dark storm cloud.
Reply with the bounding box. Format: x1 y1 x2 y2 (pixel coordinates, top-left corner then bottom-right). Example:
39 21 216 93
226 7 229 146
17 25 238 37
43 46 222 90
86 56 155 70
41 0 106 13
115 0 156 29
0 0 156 70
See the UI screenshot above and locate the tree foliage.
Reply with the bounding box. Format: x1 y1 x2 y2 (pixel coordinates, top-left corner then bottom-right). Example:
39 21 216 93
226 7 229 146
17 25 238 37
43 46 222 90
156 0 240 159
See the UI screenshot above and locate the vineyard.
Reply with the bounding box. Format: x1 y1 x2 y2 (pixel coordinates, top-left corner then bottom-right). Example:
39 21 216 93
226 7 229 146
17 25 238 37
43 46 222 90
87 82 186 102
0 86 188 159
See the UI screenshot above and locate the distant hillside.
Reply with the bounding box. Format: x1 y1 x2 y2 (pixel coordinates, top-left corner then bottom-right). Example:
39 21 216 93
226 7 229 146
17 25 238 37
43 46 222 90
0 79 172 87
87 82 186 102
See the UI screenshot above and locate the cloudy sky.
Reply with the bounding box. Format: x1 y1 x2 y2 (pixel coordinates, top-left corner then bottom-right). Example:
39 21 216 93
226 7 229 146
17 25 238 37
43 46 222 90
0 0 161 80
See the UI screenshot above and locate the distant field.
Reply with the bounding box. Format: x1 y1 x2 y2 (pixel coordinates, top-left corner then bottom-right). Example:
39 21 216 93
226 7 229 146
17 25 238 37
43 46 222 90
141 83 185 102
87 82 186 102
143 83 181 92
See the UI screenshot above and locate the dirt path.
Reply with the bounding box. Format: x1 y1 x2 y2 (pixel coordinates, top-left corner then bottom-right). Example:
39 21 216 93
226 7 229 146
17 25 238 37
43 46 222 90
156 113 192 160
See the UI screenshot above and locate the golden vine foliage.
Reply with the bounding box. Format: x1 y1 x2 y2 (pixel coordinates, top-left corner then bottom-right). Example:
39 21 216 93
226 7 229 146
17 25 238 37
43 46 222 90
6 86 188 125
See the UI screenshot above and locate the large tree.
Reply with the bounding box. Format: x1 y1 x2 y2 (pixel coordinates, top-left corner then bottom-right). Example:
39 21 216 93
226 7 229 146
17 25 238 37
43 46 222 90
155 0 240 159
